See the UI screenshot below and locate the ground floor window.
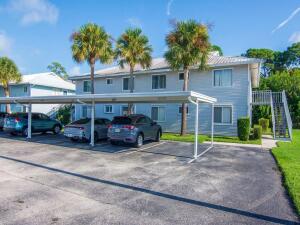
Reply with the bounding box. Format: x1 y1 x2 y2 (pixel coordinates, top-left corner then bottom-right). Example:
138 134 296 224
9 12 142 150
151 106 166 122
214 105 232 124
121 105 135 115
104 105 113 114
82 105 91 118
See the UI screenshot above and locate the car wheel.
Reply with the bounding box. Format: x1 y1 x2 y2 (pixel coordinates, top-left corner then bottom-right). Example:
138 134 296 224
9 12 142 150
155 130 161 142
110 140 118 145
134 133 143 148
53 125 61 135
22 127 28 137
70 137 78 142
10 132 17 136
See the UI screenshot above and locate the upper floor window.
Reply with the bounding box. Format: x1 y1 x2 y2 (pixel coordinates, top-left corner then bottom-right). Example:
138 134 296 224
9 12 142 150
178 72 189 80
214 106 232 124
213 69 232 87
123 77 134 91
106 78 113 85
24 86 28 93
63 90 68 95
152 75 166 89
83 80 91 92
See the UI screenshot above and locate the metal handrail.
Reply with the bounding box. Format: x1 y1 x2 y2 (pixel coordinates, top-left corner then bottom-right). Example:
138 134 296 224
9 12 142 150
252 91 282 104
270 94 276 139
282 91 293 140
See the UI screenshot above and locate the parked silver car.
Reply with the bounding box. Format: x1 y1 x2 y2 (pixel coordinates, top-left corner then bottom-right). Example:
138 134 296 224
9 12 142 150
64 118 111 142
107 114 162 147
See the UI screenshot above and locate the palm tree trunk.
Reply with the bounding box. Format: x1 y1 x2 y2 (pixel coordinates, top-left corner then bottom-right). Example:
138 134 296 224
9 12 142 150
180 68 189 136
90 62 95 94
128 66 134 115
4 86 10 113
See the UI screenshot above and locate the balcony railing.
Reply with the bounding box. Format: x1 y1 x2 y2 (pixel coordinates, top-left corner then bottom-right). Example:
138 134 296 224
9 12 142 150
252 91 282 105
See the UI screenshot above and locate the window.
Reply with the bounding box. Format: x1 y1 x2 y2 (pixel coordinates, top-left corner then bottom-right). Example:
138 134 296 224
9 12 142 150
82 105 91 118
151 106 166 122
63 90 68 95
136 117 147 124
178 105 189 114
104 105 113 114
24 86 28 93
152 75 166 89
40 114 49 120
123 77 134 91
178 72 189 80
121 105 135 115
214 106 232 124
106 78 113 85
213 69 232 87
83 80 91 92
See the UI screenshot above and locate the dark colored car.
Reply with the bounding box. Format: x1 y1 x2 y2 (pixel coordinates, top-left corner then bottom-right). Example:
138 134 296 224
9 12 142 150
0 112 8 130
3 112 62 136
64 118 111 142
107 114 162 147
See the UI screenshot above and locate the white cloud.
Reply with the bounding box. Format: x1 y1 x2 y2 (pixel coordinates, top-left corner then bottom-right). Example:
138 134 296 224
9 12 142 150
0 31 13 56
289 31 300 43
69 66 81 76
272 7 300 33
7 0 59 25
166 0 174 16
126 17 142 28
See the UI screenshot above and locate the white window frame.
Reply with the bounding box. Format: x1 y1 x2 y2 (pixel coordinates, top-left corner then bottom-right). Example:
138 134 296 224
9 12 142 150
104 104 113 114
83 80 91 93
151 74 166 90
151 104 166 122
212 68 233 87
122 76 135 91
120 104 136 115
178 72 189 81
106 78 113 85
213 104 233 125
81 105 91 118
63 90 68 95
24 86 28 93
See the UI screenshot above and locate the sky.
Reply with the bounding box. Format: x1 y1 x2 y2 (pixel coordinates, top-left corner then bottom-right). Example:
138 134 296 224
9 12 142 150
0 0 300 76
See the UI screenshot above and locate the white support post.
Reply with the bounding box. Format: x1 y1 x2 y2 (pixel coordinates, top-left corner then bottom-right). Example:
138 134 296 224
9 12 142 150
27 103 32 139
211 103 214 147
90 100 95 147
193 99 199 159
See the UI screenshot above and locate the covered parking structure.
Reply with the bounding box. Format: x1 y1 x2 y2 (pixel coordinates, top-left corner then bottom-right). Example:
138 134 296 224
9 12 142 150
0 91 216 161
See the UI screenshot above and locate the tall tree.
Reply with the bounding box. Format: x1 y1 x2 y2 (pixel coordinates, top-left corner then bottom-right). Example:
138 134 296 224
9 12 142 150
71 23 113 94
115 28 152 114
0 57 21 113
211 45 223 56
164 20 210 135
243 48 275 77
47 62 68 80
284 42 300 69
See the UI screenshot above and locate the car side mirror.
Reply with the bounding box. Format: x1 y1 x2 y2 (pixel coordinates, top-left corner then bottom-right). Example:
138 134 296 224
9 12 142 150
151 121 157 126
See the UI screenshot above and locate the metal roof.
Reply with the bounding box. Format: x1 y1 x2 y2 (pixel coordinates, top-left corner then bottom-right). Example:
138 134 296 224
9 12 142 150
69 56 262 80
0 91 216 104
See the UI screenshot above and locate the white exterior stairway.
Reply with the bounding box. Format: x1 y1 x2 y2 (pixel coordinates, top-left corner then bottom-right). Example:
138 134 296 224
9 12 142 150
252 90 293 140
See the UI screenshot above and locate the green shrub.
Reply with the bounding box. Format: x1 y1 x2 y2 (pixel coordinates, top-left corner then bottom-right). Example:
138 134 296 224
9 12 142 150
253 125 262 140
237 117 250 141
56 105 72 125
259 118 269 132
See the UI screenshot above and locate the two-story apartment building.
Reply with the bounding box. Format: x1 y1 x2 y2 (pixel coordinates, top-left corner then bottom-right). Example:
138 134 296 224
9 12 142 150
0 72 75 114
70 55 261 136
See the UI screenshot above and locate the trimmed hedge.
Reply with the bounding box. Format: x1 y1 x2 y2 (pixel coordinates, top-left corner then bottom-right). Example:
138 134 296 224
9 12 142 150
253 125 262 140
237 117 250 141
259 118 269 133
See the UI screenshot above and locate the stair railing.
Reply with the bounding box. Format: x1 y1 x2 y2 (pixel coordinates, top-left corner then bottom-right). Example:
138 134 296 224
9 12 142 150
282 91 293 140
270 94 276 139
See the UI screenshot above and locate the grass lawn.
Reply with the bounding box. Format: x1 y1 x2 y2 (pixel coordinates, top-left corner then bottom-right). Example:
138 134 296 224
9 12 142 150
161 133 261 145
272 129 300 215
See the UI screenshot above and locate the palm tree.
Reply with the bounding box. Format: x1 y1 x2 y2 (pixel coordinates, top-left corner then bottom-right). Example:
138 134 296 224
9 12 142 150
115 28 152 114
164 20 211 136
71 23 113 94
0 57 21 113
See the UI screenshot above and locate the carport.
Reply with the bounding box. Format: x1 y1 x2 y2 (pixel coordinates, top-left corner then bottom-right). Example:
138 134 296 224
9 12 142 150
0 91 216 161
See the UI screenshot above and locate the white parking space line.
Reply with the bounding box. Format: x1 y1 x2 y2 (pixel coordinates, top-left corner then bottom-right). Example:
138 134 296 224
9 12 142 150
124 142 166 155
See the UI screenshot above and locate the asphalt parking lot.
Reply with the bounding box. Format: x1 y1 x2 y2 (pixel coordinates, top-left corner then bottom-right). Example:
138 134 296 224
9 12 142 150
0 132 299 225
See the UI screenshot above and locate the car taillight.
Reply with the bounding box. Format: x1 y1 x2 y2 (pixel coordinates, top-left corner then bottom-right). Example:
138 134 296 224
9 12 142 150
122 125 135 130
15 117 20 122
107 124 112 128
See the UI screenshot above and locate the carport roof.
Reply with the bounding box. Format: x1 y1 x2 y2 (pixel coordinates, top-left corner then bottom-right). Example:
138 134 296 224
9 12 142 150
0 91 216 104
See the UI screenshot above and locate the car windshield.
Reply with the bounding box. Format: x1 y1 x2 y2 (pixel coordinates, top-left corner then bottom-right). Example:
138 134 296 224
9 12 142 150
71 118 90 125
112 117 132 125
